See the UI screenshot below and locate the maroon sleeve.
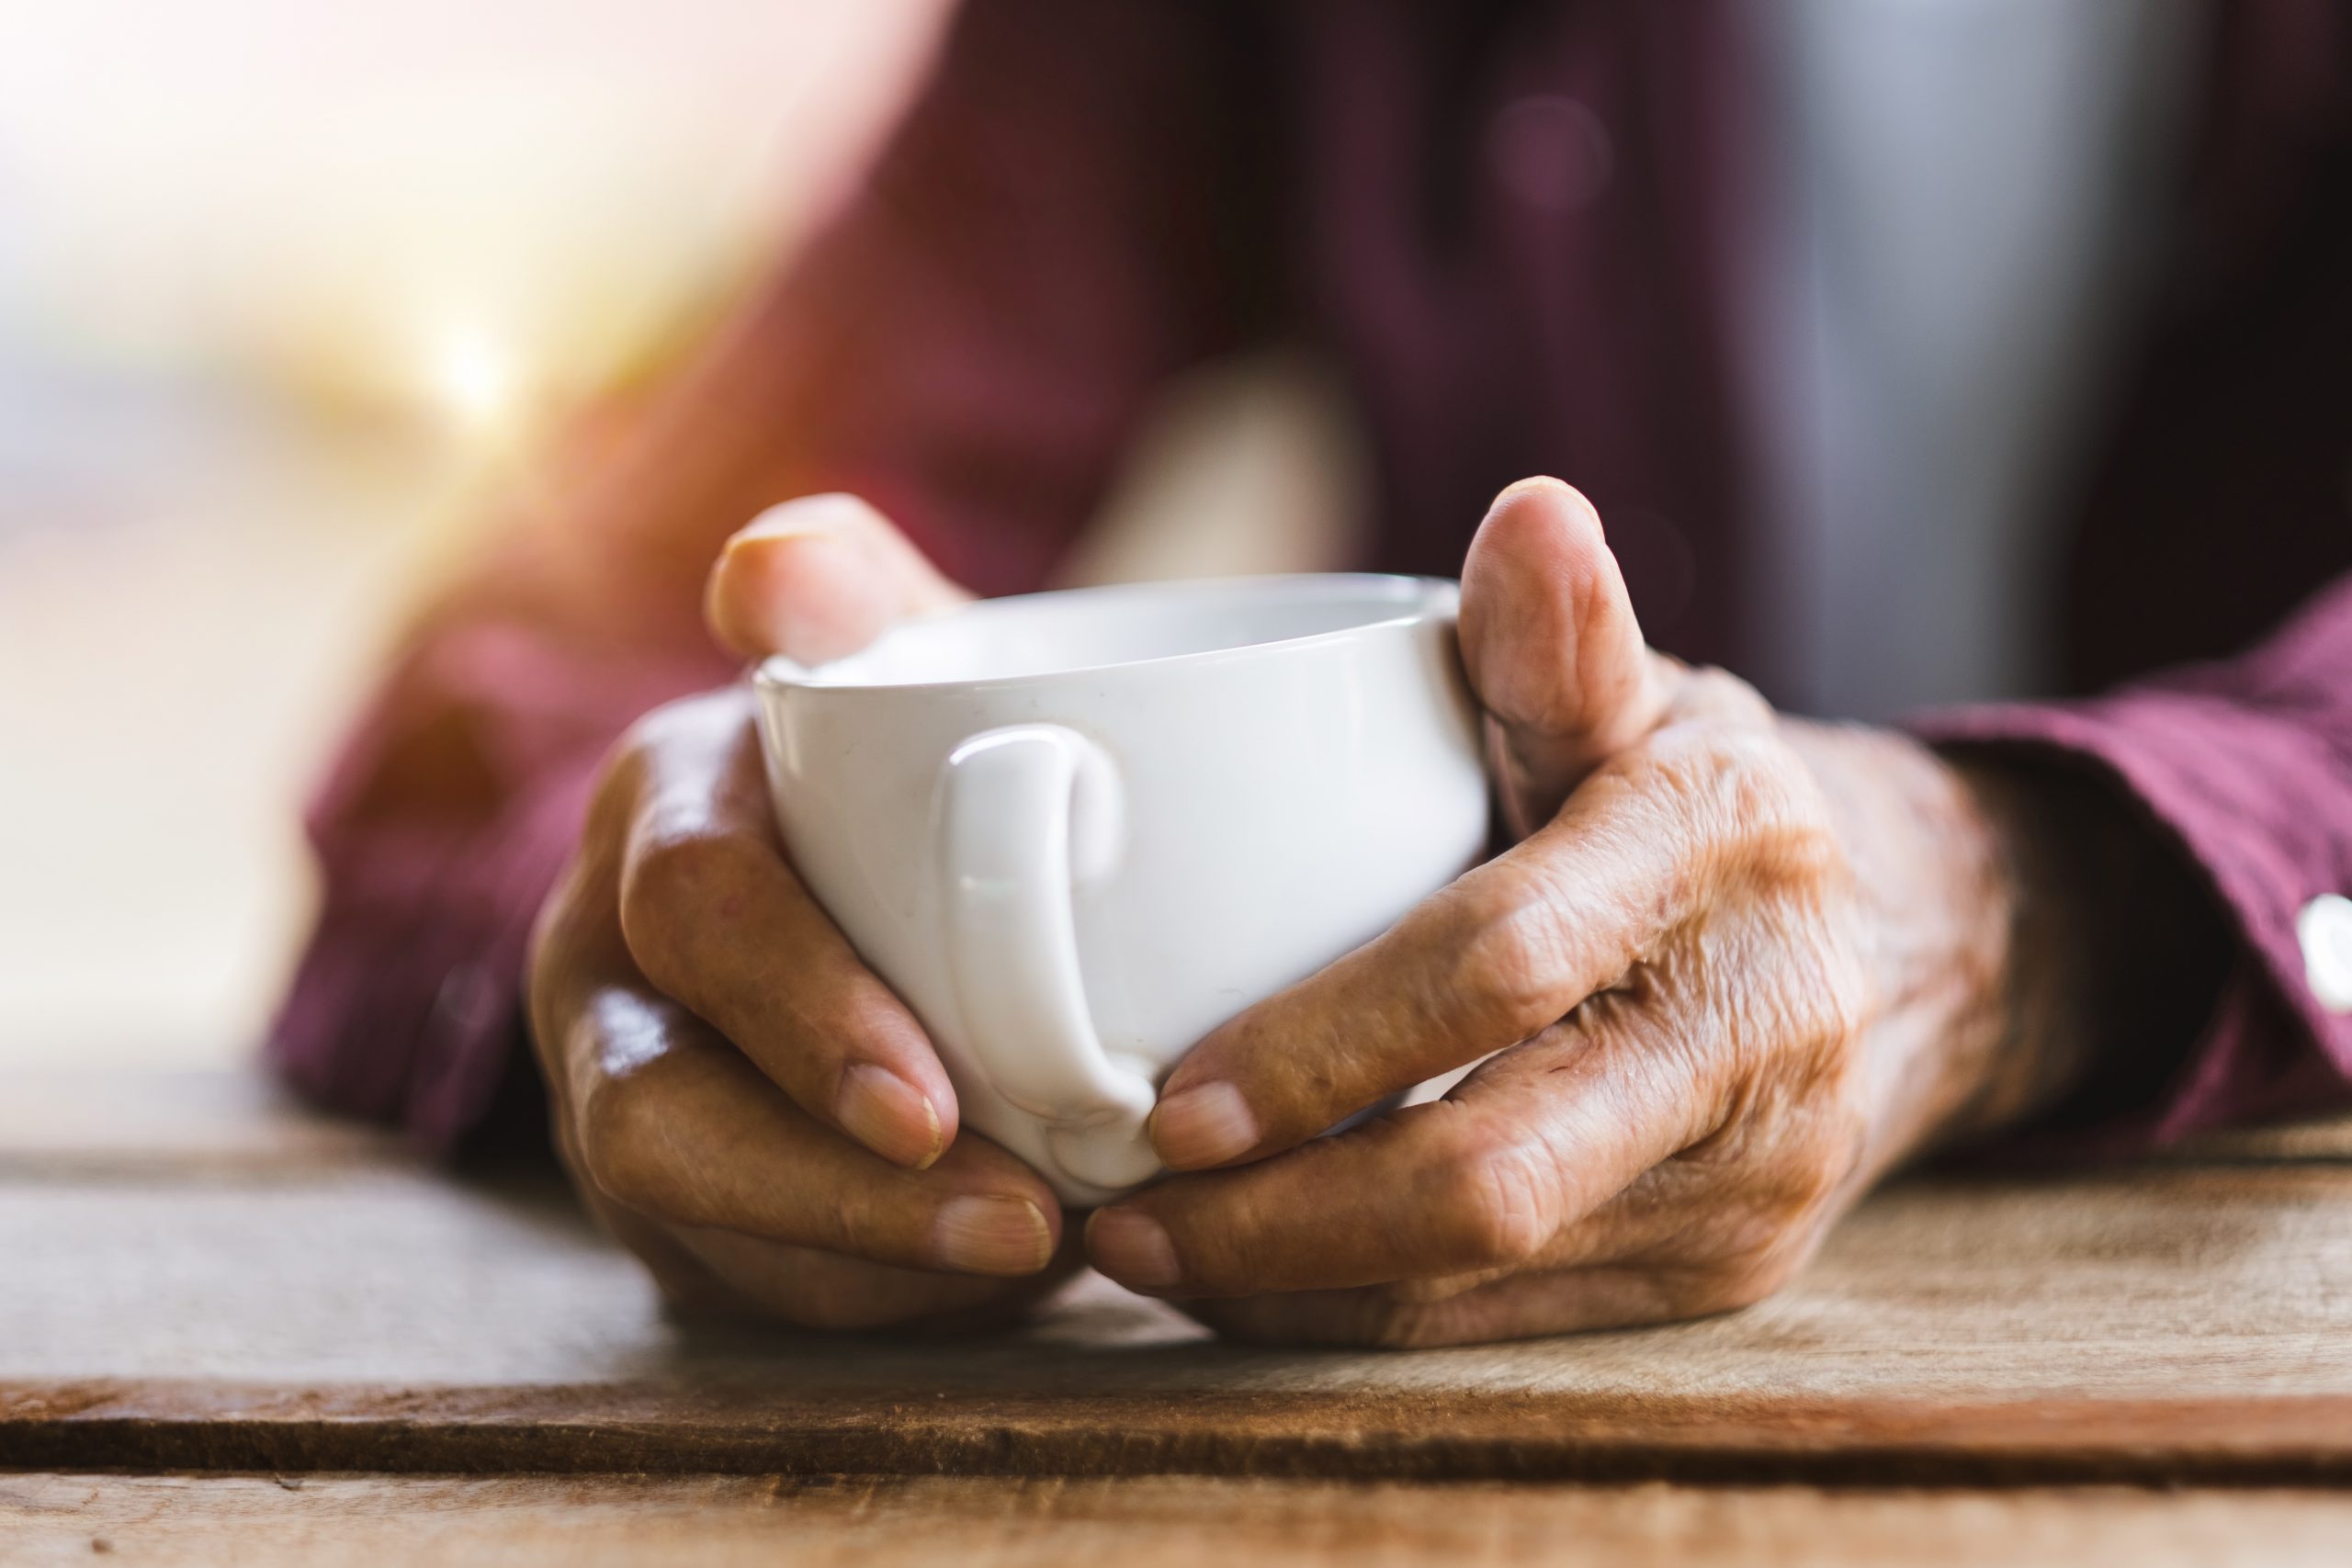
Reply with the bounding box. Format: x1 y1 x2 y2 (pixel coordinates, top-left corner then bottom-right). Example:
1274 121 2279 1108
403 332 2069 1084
1917 573 2352 1145
269 0 1273 1149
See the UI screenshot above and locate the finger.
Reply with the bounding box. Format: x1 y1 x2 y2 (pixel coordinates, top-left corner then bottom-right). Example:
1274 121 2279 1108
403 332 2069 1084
704 491 970 663
542 890 1082 1330
616 689 957 1168
563 984 1062 1278
1097 990 1728 1297
1458 478 1676 835
670 1224 1090 1334
1148 721 1765 1172
1175 1258 1788 1348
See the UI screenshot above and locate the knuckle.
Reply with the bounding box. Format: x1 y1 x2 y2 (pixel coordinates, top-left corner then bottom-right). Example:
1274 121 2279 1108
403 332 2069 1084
1688 1209 1796 1272
611 704 673 770
524 888 588 1070
1690 1153 1838 1264
1450 886 1583 1037
601 696 709 810
586 739 637 818
574 1073 683 1219
1774 1138 1850 1215
1677 1182 1840 1310
1783 1110 1871 1213
618 826 765 991
582 732 653 851
1691 1245 1804 1314
1637 724 1837 884
1432 1136 1558 1269
1675 665 1777 728
1701 728 1810 839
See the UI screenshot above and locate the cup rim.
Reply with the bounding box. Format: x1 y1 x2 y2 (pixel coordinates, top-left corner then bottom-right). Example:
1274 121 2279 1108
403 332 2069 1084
753 571 1457 696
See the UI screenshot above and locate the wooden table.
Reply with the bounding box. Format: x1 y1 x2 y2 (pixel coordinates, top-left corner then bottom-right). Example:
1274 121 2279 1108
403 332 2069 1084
6 1069 2352 1563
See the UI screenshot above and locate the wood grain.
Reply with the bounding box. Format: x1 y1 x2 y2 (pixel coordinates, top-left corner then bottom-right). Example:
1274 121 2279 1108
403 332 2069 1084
6 1140 2352 1482
8 1473 2352 1568
2162 1114 2352 1164
12 1067 2351 1177
0 1070 406 1179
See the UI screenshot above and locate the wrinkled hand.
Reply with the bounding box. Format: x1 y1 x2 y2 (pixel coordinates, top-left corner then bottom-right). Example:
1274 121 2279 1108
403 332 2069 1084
1084 479 2067 1346
528 494 1082 1331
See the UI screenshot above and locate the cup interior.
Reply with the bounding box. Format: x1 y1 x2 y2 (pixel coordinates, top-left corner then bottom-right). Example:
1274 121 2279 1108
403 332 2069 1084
773 574 1448 690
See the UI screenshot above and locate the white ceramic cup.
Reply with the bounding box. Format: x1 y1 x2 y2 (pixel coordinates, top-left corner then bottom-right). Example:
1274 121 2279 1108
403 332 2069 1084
752 573 1489 1205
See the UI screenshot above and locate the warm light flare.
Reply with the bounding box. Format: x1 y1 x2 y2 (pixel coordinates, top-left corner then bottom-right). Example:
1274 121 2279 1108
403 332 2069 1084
431 324 522 434
0 3 955 427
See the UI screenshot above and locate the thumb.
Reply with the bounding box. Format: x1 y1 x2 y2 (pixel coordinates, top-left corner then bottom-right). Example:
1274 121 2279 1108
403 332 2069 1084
1459 478 1675 835
704 492 970 665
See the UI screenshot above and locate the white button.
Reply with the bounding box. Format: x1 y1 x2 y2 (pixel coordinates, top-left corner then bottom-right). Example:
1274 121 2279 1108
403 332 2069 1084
2298 895 2352 1014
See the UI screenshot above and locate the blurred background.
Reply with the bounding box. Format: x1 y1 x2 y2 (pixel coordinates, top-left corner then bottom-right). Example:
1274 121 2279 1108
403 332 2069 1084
0 1 951 1073
0 0 1358 1075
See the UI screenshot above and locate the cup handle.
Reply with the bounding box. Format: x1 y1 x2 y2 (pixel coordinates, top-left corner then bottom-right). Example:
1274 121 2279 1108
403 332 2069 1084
939 723 1161 1193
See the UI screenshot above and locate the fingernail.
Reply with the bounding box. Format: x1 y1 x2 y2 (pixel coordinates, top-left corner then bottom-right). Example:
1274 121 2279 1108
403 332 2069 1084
836 1063 943 1169
1148 1081 1259 1169
1086 1208 1182 1291
934 1196 1053 1275
736 494 859 543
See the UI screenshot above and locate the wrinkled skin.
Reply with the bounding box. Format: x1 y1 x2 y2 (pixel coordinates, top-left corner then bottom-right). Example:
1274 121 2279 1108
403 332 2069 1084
527 479 2080 1341
527 497 1080 1331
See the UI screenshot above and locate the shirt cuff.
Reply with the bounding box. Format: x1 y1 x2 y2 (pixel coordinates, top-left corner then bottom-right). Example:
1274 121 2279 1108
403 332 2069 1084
1914 691 2352 1148
266 759 599 1154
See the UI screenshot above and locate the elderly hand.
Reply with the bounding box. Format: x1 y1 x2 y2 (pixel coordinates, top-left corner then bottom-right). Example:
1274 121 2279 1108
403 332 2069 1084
527 494 1082 1331
1082 479 2089 1346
